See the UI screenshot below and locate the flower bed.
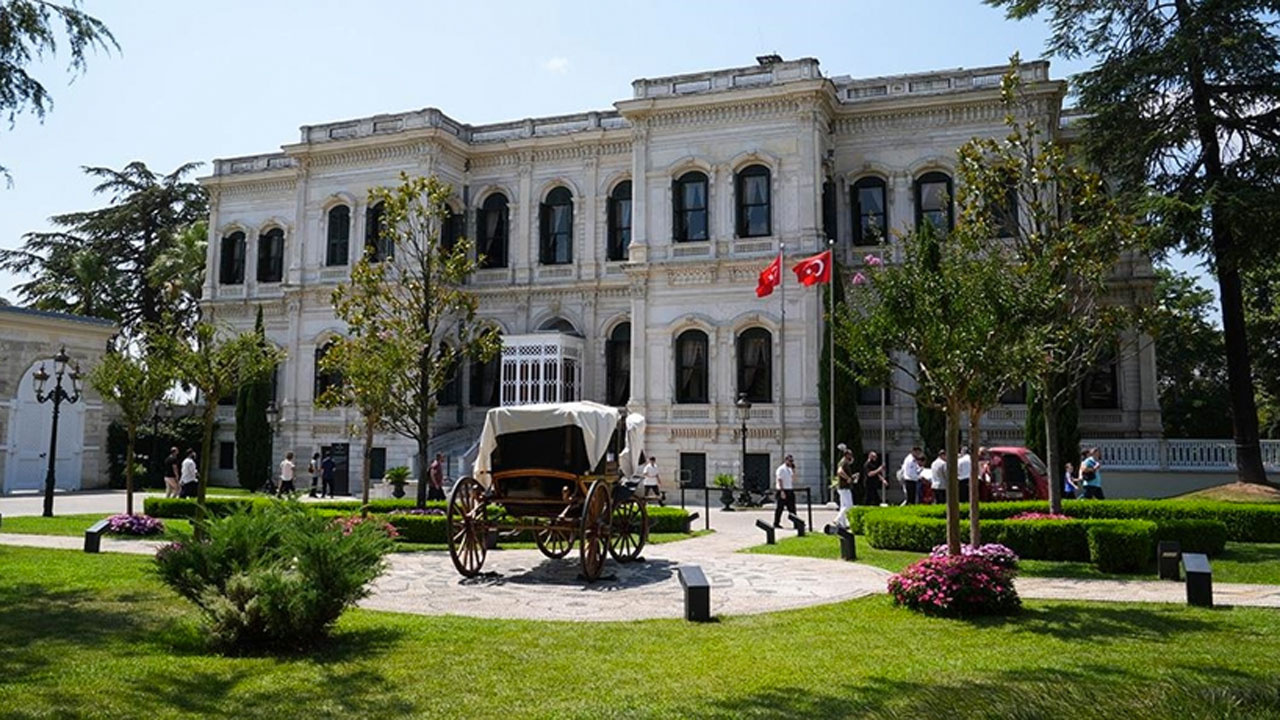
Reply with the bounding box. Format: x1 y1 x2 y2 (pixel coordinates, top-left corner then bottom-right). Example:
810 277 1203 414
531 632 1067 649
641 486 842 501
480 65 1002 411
105 514 165 536
1009 512 1071 521
888 552 1021 617
930 543 1019 570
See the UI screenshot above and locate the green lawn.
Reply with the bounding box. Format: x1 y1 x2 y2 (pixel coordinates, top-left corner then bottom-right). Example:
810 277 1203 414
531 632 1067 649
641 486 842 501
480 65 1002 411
0 513 192 539
1172 482 1280 503
745 533 1280 585
2 545 1279 719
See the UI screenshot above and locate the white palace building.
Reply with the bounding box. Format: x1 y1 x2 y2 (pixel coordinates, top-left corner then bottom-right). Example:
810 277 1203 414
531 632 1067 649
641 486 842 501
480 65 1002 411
199 56 1160 494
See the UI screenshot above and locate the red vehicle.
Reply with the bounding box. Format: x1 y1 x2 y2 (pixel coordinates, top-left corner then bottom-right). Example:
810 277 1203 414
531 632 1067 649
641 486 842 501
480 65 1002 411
981 446 1050 501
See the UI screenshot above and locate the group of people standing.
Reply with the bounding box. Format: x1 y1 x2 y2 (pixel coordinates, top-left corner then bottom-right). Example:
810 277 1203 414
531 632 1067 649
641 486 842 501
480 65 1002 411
161 447 200 499
897 446 976 506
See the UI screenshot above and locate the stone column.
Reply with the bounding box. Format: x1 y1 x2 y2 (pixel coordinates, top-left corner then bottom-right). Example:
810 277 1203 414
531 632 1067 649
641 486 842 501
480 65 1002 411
630 121 649 263
514 156 533 284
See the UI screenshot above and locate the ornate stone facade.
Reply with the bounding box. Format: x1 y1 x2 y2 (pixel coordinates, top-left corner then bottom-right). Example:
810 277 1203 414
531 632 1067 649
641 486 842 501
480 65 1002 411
200 57 1160 492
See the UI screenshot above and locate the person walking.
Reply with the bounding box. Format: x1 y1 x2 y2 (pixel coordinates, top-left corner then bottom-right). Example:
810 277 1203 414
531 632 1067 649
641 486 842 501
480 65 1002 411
427 452 447 501
829 449 857 531
772 454 797 528
900 447 922 505
1081 447 1105 499
178 449 199 499
641 456 663 503
930 450 947 506
277 451 297 496
957 447 972 502
307 452 321 498
320 452 336 498
863 450 886 506
162 447 181 499
1063 462 1078 500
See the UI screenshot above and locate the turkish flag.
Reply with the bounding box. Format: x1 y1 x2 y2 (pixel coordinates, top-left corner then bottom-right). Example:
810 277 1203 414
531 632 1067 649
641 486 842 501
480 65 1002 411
792 250 832 286
756 254 782 298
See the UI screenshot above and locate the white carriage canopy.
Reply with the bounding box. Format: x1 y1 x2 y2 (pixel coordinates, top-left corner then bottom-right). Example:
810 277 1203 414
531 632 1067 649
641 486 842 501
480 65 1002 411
471 401 646 485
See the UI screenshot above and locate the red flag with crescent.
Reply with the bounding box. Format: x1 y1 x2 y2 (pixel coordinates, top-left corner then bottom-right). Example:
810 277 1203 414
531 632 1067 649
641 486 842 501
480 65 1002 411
792 249 832 286
756 253 782 298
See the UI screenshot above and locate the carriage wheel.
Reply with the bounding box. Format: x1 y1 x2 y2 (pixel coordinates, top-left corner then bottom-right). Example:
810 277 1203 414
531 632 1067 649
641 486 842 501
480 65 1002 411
447 477 487 578
579 480 612 580
608 496 648 563
535 525 574 559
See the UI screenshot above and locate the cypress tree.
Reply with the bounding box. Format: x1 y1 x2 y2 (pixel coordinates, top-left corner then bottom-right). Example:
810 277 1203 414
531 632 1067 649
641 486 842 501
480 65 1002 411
235 307 272 492
820 270 863 480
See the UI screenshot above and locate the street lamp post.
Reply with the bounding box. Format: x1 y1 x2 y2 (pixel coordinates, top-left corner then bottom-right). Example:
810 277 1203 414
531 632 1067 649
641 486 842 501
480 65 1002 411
33 346 82 518
736 392 752 495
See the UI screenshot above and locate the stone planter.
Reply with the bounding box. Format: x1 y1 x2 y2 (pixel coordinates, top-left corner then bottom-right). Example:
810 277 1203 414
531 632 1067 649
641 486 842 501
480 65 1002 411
719 487 735 511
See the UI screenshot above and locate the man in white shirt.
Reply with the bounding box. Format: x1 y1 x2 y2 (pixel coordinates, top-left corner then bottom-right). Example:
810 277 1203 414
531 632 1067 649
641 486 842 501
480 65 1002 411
930 450 948 506
277 451 296 496
641 456 664 505
179 450 199 499
772 454 797 528
956 447 972 503
900 447 922 506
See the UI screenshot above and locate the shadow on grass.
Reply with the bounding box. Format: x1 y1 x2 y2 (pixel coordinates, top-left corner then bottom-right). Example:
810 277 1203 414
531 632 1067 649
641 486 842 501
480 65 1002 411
0 583 154 677
966 601 1226 642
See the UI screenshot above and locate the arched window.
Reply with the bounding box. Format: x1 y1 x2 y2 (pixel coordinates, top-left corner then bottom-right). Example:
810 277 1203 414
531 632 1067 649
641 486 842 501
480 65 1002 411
737 327 772 403
996 183 1019 239
673 171 709 242
326 205 350 266
822 179 837 242
470 355 500 407
365 201 392 262
607 181 632 261
1081 347 1119 409
915 171 953 231
606 322 631 406
735 164 771 238
218 231 245 285
257 227 285 283
314 341 344 401
539 187 573 265
852 177 888 244
675 329 709 404
440 206 464 254
437 352 460 406
476 193 509 269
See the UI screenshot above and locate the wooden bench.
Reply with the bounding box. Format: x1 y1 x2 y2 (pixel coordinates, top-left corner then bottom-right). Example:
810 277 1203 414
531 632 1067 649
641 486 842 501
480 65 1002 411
1182 552 1213 607
677 564 711 622
84 518 110 553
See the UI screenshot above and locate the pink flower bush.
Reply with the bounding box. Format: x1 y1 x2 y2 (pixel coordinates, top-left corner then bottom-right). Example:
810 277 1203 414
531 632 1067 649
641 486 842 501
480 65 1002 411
1009 512 1073 522
105 513 165 536
889 553 1021 618
863 253 884 267
392 508 443 516
851 271 868 286
930 542 1020 571
334 515 400 539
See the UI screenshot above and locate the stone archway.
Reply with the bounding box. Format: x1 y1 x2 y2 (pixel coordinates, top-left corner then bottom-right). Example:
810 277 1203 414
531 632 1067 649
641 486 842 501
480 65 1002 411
3 360 85 493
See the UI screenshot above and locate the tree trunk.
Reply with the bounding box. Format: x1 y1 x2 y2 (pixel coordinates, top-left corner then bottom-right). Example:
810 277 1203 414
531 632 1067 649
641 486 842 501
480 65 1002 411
125 426 136 516
1044 386 1063 514
1176 0 1270 485
196 406 214 539
416 347 432 509
968 410 981 547
361 419 374 518
945 401 962 555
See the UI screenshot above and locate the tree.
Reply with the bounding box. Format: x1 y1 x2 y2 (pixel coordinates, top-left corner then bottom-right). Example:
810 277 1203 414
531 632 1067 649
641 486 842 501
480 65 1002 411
1244 257 1280 438
234 307 272 492
819 265 863 484
1151 267 1233 438
1025 381 1080 476
0 0 116 182
88 347 173 516
330 174 500 509
159 322 281 528
147 220 208 334
991 0 1278 484
0 162 208 341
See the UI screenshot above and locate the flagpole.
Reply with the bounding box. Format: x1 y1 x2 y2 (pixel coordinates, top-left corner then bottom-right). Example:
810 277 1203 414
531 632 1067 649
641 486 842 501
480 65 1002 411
828 238 835 496
779 241 786 474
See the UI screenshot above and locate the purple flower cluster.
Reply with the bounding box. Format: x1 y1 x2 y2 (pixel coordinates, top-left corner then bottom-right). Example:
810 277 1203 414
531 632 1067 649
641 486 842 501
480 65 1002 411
392 508 444 516
105 513 165 536
930 542 1020 571
1009 512 1073 522
888 552 1021 618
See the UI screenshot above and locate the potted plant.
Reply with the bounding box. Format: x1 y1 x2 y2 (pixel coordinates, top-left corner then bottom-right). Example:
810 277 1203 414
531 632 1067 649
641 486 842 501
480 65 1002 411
713 473 736 511
385 466 410 499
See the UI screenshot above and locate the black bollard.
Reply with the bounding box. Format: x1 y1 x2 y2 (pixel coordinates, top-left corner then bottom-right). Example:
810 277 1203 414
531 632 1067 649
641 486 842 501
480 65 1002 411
755 518 776 544
837 527 857 561
788 513 806 537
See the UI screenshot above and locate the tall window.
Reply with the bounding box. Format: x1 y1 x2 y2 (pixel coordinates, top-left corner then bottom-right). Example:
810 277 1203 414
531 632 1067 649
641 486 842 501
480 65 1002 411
257 228 284 283
737 327 772 403
326 205 350 266
476 193 509 269
470 355 500 407
735 164 771 238
539 187 573 265
852 177 887 244
365 201 392 262
314 341 343 401
441 207 463 254
822 179 837 242
675 329 709 404
673 171 709 242
606 322 631 406
1081 349 1119 409
607 181 632 261
996 183 1019 238
218 231 245 285
437 354 460 406
915 171 953 231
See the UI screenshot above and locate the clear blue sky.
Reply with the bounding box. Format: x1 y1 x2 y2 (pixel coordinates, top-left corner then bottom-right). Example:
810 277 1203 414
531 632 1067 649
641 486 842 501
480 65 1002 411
0 0 1213 307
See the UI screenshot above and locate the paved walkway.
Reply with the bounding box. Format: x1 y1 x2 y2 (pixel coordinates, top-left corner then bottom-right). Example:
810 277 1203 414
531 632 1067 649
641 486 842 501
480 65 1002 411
3 497 1278 619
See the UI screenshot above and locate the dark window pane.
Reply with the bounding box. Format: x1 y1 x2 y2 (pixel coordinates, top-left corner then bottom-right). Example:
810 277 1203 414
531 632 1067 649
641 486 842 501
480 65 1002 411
737 328 772 403
822 180 837 241
606 322 631 406
675 329 709 403
478 194 509 268
999 384 1027 405
1081 351 1119 409
736 166 771 238
219 232 245 285
857 385 887 406
314 342 344 402
218 441 235 470
369 448 387 480
326 206 350 266
997 184 1019 238
685 210 708 241
915 172 953 232
674 172 709 243
853 178 887 244
366 202 392 262
257 228 284 283
470 355 501 407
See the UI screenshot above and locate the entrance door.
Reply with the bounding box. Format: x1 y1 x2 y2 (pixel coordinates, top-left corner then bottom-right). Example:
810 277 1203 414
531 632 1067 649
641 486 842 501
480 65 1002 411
679 453 706 488
4 362 85 493
744 453 771 493
327 443 350 495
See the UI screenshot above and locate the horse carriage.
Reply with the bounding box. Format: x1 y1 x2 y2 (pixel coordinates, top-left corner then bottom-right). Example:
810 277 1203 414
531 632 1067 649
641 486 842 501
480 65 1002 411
447 402 649 581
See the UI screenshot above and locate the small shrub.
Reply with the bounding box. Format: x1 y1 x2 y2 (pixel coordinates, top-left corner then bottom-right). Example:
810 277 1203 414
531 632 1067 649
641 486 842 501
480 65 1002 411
864 513 946 552
384 513 446 544
647 506 692 534
888 554 1021 617
930 543 1020 571
153 501 393 651
1087 520 1156 573
106 513 165 536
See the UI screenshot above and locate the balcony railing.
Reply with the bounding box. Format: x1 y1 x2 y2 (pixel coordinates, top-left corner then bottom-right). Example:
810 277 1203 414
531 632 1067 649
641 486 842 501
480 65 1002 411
1082 438 1280 472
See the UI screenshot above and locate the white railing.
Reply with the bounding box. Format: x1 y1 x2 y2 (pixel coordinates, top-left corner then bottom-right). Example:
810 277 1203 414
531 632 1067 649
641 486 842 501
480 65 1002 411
1083 438 1280 472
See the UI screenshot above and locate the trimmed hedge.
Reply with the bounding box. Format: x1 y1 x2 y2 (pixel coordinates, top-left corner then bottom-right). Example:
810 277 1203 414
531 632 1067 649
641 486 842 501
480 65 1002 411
1088 521 1156 573
1150 518 1228 555
987 520 1089 562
